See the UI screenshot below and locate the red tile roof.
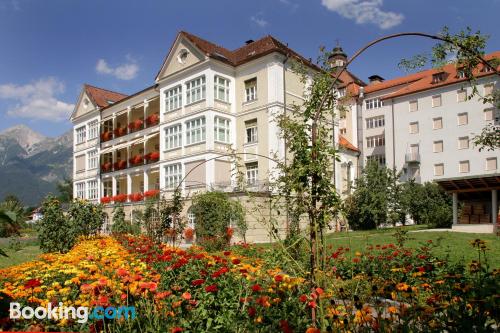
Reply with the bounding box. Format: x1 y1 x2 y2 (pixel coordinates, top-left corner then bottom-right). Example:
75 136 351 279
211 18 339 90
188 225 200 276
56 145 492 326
84 84 128 108
364 51 500 100
339 135 360 152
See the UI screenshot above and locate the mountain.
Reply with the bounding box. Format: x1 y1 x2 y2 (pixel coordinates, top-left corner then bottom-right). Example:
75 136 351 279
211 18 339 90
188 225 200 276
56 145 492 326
0 125 73 206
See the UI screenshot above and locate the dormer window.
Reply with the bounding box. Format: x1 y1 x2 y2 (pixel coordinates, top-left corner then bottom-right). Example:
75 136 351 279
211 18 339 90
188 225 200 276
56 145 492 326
432 72 445 84
456 69 466 79
482 64 493 73
106 100 115 105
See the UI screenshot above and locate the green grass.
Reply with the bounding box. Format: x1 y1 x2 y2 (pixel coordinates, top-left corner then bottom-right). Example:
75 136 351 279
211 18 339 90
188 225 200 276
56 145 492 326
325 226 500 268
0 235 42 269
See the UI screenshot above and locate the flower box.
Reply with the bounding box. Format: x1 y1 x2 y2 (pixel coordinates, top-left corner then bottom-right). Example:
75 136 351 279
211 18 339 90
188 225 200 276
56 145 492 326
114 160 127 170
128 193 144 202
101 131 113 142
100 196 112 204
128 119 144 132
145 151 160 163
146 113 160 127
101 162 112 172
129 155 144 166
113 194 128 203
114 127 127 138
144 189 160 198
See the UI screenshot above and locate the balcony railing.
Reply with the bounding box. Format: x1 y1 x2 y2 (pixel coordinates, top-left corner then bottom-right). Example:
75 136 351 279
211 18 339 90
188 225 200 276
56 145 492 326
100 189 160 205
100 151 160 173
405 152 420 163
100 113 160 143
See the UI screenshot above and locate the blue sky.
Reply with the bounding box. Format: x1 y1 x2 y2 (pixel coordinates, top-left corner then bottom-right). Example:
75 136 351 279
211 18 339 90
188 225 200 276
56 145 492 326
0 0 499 137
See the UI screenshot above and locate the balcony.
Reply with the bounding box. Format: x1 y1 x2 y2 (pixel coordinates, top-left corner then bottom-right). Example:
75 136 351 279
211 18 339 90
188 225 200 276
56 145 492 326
101 151 160 174
405 152 420 163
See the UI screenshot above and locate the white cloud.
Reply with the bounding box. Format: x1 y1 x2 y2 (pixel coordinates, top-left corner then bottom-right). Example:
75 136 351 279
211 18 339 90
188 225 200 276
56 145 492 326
278 0 299 10
250 15 268 28
95 55 139 80
0 77 74 122
321 0 404 29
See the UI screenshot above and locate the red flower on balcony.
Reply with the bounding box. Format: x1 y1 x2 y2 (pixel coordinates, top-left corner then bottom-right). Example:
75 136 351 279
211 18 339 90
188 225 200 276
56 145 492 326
101 162 112 172
113 194 128 203
128 193 144 202
146 113 159 127
100 196 112 204
144 151 160 163
101 131 113 142
114 160 127 170
144 189 160 198
129 155 144 166
128 119 144 132
114 127 127 138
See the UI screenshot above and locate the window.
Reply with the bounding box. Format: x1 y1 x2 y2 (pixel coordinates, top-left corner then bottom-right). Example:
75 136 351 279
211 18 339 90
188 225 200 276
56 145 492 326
75 154 85 173
486 157 497 171
432 72 445 84
87 180 98 200
484 108 494 121
246 162 258 185
365 98 383 110
459 160 470 173
409 122 419 134
186 76 206 104
337 88 346 97
432 95 442 107
482 65 494 73
245 78 257 102
484 83 494 96
214 76 230 102
458 136 469 150
185 117 206 145
433 140 443 153
366 154 386 166
76 182 85 199
457 89 467 102
366 116 385 129
433 117 443 130
457 112 468 126
339 128 347 135
165 85 182 111
75 126 86 144
102 181 112 197
409 100 418 112
434 164 444 176
187 208 196 228
366 135 385 148
214 116 230 143
245 119 258 143
87 149 98 169
165 124 182 150
88 120 98 140
456 69 466 79
165 163 182 189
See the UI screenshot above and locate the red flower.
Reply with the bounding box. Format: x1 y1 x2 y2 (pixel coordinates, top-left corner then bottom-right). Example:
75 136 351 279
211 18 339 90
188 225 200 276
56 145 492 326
280 320 293 333
205 284 218 293
24 279 41 289
191 279 205 286
232 258 241 265
274 275 283 282
247 307 257 317
223 251 231 256
308 300 317 308
211 266 229 278
299 294 308 303
171 328 183 333
252 284 262 292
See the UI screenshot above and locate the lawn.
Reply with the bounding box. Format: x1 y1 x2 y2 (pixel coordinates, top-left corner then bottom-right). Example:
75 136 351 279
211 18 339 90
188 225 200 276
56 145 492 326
324 226 500 268
0 236 41 269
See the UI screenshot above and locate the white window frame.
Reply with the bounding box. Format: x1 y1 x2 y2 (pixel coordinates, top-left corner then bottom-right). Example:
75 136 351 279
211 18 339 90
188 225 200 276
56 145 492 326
165 124 182 150
185 117 206 145
214 116 230 143
87 180 98 200
186 76 206 105
457 112 468 126
409 100 418 112
365 98 383 110
246 163 258 185
88 120 98 140
75 126 86 144
366 135 385 148
485 157 497 171
433 164 444 176
165 163 182 189
432 95 442 108
245 120 258 144
433 117 443 130
165 85 182 111
76 182 86 199
459 160 470 173
214 76 230 102
87 149 98 170
245 78 257 102
366 116 385 129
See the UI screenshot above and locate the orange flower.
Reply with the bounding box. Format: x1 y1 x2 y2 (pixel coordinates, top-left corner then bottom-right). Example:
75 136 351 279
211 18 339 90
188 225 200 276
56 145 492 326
306 328 320 333
182 292 191 300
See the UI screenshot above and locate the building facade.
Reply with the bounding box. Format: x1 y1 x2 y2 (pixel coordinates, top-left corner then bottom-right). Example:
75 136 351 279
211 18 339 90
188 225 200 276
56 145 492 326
71 32 360 241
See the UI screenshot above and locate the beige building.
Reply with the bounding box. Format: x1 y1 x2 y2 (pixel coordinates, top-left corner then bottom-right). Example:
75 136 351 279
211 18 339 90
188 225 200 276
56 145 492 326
71 31 361 242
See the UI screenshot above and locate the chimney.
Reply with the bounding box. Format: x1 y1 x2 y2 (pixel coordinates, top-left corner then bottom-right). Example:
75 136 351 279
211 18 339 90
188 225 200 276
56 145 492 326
245 39 255 45
368 75 385 83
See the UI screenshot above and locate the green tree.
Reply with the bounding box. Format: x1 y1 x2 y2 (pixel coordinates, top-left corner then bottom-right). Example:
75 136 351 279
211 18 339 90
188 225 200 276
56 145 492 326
57 177 73 203
191 191 245 250
111 205 133 234
67 199 105 239
0 195 24 237
0 210 18 256
37 196 74 253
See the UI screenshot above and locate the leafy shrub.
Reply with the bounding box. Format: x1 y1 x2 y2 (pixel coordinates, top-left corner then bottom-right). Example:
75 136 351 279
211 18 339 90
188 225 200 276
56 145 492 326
37 196 74 253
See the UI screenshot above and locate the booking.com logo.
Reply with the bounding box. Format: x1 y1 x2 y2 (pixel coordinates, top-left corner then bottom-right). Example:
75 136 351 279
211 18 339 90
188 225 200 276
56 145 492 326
10 302 136 323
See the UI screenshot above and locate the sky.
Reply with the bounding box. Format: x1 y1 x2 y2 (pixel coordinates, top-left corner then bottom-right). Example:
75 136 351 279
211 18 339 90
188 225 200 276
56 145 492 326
0 0 499 137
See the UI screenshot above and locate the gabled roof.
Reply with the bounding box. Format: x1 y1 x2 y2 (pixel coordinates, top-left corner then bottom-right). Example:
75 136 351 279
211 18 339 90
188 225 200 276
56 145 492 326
364 51 500 99
84 84 128 108
339 135 360 152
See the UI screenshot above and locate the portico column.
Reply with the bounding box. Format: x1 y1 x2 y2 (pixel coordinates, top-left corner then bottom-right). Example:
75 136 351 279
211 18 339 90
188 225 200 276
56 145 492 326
143 171 149 192
112 177 117 197
127 174 132 197
492 189 498 224
452 192 458 225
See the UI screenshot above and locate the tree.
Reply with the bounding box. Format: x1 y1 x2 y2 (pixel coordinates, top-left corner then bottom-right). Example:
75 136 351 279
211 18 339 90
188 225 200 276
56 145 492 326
0 195 24 237
111 205 133 234
57 177 73 203
67 199 105 238
37 196 74 253
191 191 245 250
0 210 18 256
